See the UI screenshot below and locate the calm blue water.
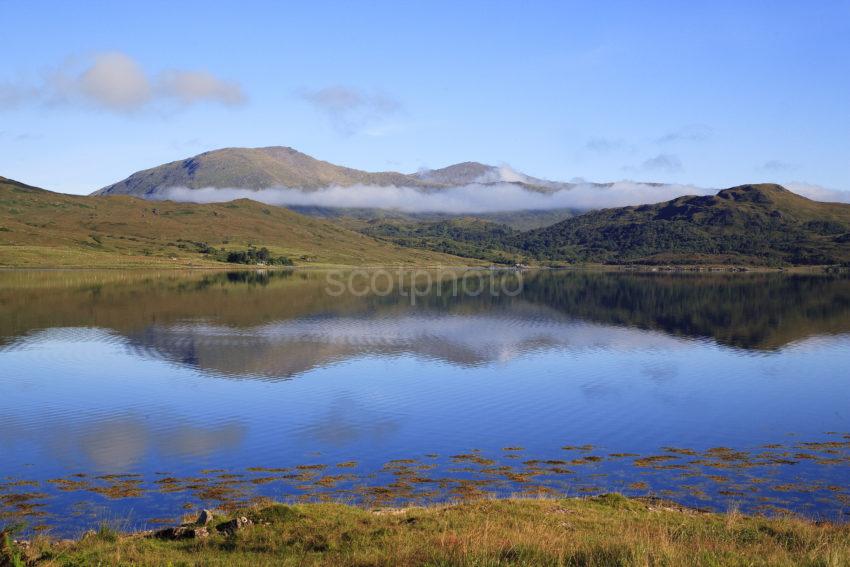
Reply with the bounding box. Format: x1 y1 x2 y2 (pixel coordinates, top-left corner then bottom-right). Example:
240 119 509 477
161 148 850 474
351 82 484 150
1 269 849 534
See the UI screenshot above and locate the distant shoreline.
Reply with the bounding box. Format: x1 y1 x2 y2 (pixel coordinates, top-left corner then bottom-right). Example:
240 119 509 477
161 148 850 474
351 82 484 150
0 262 843 273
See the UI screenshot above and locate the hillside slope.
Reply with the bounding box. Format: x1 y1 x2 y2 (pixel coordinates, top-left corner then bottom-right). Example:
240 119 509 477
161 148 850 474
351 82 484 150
360 217 524 264
516 184 850 265
0 177 470 267
290 205 578 231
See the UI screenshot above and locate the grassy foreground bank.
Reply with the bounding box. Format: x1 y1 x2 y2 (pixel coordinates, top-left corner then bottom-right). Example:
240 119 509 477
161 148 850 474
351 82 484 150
4 496 849 566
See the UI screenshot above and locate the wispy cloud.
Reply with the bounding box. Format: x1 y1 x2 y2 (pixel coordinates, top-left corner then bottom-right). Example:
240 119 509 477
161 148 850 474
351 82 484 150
298 85 401 136
0 82 36 108
583 137 631 154
637 153 683 173
655 124 713 144
0 130 42 142
0 51 246 113
584 126 707 159
760 159 798 172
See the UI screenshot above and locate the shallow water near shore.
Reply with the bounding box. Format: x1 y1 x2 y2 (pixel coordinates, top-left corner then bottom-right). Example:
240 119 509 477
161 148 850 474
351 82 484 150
1 269 849 535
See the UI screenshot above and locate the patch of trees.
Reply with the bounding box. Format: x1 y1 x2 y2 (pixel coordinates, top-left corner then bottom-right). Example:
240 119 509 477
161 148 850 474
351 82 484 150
224 247 293 266
177 240 293 265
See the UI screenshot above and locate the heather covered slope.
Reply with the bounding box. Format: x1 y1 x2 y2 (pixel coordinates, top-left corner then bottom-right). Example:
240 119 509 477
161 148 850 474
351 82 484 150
516 184 850 265
0 177 470 267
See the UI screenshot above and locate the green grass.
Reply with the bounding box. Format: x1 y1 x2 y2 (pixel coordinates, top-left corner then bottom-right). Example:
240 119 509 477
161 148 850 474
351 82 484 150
5 497 849 566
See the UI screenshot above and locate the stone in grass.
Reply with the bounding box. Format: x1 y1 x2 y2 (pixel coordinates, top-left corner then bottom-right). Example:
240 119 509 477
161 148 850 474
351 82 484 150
196 509 214 526
215 516 252 535
153 526 209 540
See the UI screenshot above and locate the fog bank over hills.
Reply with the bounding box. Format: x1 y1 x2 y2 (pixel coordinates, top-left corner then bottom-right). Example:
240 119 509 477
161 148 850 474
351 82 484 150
153 181 711 213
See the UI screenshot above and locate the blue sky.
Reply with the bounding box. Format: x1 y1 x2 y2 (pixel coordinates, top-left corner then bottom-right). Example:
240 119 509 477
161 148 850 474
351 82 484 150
1 0 849 196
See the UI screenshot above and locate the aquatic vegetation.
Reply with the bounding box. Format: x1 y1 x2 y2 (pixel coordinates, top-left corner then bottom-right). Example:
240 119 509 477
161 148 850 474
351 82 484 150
2 432 850 542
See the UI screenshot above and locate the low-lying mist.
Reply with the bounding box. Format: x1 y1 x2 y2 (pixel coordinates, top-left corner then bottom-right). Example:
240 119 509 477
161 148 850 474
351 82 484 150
152 181 850 213
154 182 711 213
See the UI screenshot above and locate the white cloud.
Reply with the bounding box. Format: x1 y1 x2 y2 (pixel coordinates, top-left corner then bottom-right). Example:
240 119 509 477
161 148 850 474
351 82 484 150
153 181 710 213
74 52 152 110
1 51 246 113
158 69 245 106
473 165 531 184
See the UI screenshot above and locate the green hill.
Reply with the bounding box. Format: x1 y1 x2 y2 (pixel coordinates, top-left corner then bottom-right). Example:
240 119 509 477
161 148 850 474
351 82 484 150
516 184 850 265
0 176 470 268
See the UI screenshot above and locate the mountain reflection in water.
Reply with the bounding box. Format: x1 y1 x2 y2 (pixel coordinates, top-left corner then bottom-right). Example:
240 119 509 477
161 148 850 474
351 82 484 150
2 269 849 379
1 269 849 533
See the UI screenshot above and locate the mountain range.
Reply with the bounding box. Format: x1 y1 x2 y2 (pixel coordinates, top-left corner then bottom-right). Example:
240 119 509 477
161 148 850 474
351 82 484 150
93 146 569 196
92 146 613 229
2 145 850 267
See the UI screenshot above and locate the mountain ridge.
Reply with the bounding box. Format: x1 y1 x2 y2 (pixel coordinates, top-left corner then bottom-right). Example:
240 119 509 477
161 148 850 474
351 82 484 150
93 146 565 197
515 184 850 265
